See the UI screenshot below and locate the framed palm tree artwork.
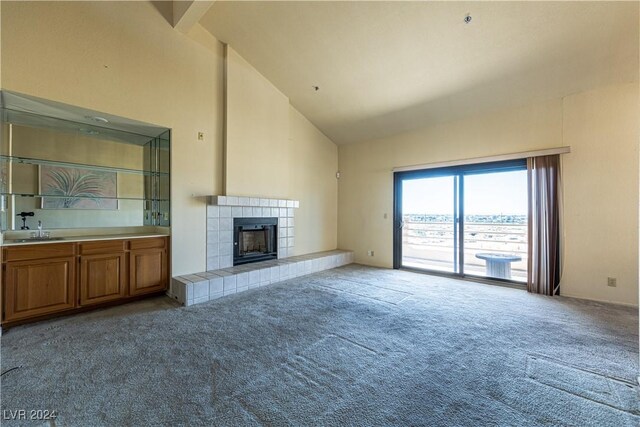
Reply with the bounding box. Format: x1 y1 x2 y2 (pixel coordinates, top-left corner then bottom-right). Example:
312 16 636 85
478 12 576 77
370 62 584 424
39 165 118 210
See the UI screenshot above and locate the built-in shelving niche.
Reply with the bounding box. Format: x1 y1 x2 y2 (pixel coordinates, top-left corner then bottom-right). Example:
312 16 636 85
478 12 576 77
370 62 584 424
0 91 171 231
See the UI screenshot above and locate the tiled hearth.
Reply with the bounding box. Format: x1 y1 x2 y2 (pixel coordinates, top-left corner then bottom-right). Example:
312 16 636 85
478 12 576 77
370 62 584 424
171 249 354 306
169 195 354 307
206 195 299 270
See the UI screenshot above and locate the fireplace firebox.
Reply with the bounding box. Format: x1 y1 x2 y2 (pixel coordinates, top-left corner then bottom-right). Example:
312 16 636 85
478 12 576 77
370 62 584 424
233 217 278 265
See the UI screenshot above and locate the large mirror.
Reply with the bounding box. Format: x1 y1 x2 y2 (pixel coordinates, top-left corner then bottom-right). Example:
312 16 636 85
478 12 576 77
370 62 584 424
0 91 170 231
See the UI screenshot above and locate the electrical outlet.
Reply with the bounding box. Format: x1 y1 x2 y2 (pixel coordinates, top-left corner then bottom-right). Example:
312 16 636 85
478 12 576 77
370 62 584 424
607 277 617 287
367 250 375 257
197 132 204 141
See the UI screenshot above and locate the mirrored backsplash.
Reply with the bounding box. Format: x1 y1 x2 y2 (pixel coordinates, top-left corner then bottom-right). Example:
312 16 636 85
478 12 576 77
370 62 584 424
0 91 170 231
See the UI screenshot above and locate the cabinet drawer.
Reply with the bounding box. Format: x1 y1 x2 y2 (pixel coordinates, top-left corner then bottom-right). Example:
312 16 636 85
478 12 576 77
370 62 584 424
129 237 167 250
2 243 76 262
79 240 126 255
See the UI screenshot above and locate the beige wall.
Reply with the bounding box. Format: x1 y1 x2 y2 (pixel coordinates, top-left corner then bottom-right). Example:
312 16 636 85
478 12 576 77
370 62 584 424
225 46 291 198
561 83 639 305
338 98 563 265
289 106 338 255
2 1 339 273
225 46 339 255
2 1 225 275
339 83 639 306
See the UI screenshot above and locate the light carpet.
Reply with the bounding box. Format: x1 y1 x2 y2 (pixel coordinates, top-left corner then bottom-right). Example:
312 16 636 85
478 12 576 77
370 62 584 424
1 265 638 426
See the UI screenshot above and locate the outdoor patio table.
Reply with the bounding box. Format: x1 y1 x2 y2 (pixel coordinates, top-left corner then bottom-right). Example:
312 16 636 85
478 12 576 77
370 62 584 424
475 253 522 279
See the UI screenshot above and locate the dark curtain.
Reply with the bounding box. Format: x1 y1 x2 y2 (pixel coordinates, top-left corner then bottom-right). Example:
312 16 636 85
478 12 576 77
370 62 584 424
527 155 562 296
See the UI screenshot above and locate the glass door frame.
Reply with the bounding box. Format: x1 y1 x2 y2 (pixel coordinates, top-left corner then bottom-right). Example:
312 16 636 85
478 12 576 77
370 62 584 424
393 159 527 284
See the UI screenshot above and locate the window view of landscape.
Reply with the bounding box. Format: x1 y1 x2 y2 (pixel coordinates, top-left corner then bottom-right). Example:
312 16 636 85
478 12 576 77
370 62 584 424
401 170 528 282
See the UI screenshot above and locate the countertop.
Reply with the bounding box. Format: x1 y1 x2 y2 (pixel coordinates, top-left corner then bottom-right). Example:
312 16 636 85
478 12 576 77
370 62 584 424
1 232 170 246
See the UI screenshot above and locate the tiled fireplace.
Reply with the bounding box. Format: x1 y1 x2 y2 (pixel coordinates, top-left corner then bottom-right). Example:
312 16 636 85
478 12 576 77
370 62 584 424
206 195 298 270
169 195 354 307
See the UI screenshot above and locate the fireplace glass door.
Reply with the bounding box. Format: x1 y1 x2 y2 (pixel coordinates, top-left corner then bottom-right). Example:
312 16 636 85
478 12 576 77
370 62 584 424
233 217 278 265
240 229 269 256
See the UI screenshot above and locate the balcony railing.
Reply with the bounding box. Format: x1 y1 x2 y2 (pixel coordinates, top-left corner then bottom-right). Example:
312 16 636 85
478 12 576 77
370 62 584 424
402 217 528 282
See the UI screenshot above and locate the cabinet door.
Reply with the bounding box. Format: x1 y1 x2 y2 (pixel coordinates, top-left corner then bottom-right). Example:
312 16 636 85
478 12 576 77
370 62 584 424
129 248 167 296
4 257 76 321
80 253 127 306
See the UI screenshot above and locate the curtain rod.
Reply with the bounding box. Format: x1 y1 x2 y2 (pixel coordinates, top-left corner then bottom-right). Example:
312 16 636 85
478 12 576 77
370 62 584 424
392 146 570 172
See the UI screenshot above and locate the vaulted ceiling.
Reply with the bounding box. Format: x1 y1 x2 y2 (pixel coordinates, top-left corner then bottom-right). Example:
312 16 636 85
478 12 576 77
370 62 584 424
199 1 638 145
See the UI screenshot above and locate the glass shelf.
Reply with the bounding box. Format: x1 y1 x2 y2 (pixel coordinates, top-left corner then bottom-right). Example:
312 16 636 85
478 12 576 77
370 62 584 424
0 155 169 177
1 193 169 202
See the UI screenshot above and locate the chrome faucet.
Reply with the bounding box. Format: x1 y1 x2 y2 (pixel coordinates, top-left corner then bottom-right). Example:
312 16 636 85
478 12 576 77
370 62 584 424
37 220 43 238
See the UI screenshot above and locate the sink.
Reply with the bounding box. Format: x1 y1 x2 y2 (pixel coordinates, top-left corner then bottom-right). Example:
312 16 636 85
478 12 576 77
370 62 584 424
6 237 65 243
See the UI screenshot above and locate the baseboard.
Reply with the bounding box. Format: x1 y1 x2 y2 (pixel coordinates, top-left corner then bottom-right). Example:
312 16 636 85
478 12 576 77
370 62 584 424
559 293 638 308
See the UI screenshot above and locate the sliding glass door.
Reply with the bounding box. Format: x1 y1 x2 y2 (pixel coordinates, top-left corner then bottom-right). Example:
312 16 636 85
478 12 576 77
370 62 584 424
462 170 528 282
401 175 458 273
394 160 528 283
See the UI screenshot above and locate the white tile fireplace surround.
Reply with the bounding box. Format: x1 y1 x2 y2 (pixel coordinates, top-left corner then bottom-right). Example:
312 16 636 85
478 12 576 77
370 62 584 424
206 195 299 270
168 195 354 307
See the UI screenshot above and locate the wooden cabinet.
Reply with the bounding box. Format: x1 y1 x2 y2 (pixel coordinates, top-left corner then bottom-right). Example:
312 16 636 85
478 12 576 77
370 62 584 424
130 248 168 296
2 236 169 325
3 243 77 322
80 253 127 306
129 237 168 296
79 240 127 306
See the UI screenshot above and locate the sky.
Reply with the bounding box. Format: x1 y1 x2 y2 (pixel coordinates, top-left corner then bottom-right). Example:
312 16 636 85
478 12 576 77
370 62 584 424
402 170 528 215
